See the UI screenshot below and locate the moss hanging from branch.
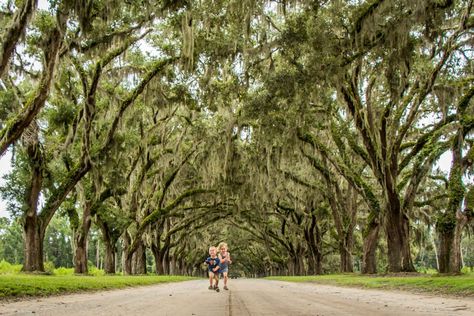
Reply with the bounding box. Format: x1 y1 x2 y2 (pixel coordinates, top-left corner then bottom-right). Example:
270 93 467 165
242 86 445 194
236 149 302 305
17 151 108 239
181 11 194 71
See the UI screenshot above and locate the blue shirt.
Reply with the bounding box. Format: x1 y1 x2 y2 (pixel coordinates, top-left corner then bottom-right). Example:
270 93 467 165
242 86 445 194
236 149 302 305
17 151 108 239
205 256 220 272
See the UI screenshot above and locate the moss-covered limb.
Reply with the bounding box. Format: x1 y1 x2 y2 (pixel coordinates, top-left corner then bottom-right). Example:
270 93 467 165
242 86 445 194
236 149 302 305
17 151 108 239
298 149 345 234
266 228 293 253
276 201 296 214
398 141 450 193
158 148 196 209
338 84 379 172
413 194 449 208
429 174 449 186
342 135 368 164
166 209 232 241
401 141 449 212
394 29 462 158
137 188 213 236
162 188 213 214
60 24 144 57
0 0 37 78
458 85 474 115
89 188 114 217
462 145 474 170
129 204 229 261
101 57 179 156
398 115 456 173
0 10 68 156
298 128 380 215
167 201 229 218
281 170 320 191
38 159 91 232
90 30 151 97
301 150 332 181
353 0 386 35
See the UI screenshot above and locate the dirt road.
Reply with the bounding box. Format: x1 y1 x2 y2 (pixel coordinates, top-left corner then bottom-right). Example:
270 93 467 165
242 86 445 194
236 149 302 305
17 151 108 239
1 279 473 315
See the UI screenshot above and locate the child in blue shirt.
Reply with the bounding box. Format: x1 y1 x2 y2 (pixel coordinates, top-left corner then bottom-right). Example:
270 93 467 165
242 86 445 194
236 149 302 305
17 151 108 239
204 246 220 292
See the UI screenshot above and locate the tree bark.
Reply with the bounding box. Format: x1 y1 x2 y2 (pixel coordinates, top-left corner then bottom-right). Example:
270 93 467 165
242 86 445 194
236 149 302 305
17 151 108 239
401 214 416 271
438 211 468 273
340 232 354 273
74 201 92 274
131 240 146 274
103 237 116 274
22 123 45 272
122 232 132 275
362 216 380 274
385 192 415 272
23 216 45 272
97 218 116 274
151 244 165 275
438 129 465 273
304 214 323 275
163 246 170 275
0 0 37 78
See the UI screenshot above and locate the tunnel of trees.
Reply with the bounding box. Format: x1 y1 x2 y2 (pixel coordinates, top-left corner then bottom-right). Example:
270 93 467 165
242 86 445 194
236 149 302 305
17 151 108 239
1 0 474 277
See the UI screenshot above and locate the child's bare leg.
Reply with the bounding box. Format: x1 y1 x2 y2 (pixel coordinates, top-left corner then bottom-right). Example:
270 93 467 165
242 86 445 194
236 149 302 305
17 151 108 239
209 273 214 287
223 272 228 286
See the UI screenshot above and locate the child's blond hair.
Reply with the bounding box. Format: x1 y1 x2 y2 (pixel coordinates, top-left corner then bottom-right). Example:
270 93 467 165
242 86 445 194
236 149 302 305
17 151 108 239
209 246 217 254
218 242 228 251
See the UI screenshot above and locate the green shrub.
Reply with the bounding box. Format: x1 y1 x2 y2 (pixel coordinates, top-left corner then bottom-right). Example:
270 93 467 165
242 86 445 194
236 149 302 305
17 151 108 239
88 266 105 276
54 267 74 275
0 260 22 274
43 261 55 274
461 266 474 274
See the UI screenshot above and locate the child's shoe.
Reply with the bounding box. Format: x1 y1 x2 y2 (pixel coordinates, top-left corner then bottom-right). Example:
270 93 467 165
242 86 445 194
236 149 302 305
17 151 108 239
224 286 228 290
215 287 220 292
208 286 213 290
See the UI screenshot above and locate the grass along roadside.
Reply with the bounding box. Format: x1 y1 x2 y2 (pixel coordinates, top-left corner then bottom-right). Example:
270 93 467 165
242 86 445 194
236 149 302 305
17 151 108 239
0 274 196 300
266 273 474 296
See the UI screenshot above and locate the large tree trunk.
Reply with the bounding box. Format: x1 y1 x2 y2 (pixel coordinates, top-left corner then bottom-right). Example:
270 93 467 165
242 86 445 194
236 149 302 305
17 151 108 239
163 247 170 275
22 123 45 272
304 214 323 275
97 218 116 274
340 232 354 273
23 216 45 272
401 214 416 271
151 244 165 275
438 211 468 273
362 216 380 274
131 241 146 274
169 255 177 275
438 220 455 273
74 201 92 274
438 129 470 273
103 238 115 274
122 232 132 275
385 194 404 272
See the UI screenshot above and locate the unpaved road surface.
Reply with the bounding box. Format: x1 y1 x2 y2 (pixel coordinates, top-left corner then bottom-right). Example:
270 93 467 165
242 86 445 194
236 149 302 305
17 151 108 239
1 279 473 315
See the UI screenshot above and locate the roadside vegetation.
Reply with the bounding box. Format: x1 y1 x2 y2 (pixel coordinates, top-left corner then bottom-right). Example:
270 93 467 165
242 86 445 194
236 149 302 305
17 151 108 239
0 261 195 299
267 270 474 296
